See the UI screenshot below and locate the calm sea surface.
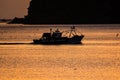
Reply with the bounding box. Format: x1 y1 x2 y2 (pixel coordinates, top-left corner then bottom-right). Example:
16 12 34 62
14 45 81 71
0 23 120 80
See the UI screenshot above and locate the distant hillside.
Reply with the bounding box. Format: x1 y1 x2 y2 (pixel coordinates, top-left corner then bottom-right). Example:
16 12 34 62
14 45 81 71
0 19 12 23
15 0 120 24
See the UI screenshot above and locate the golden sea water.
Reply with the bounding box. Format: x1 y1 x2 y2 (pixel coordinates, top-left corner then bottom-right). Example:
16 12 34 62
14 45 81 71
0 23 120 80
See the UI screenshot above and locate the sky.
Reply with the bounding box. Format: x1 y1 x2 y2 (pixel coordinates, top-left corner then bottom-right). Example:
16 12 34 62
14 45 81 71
0 0 30 19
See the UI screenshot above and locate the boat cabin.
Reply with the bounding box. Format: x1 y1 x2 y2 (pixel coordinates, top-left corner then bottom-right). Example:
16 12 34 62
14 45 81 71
41 33 51 39
41 29 62 39
52 29 62 38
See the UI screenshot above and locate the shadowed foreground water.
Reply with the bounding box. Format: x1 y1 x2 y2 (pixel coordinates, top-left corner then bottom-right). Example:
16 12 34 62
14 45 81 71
0 24 120 80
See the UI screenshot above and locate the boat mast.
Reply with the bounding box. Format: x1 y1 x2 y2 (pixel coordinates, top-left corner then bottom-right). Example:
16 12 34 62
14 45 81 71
50 28 52 36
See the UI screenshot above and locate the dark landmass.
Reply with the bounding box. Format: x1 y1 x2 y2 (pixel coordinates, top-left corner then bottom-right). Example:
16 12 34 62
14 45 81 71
0 19 12 23
11 0 120 24
9 17 24 24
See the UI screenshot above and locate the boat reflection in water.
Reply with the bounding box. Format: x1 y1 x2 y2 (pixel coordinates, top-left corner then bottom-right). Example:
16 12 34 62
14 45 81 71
33 26 84 44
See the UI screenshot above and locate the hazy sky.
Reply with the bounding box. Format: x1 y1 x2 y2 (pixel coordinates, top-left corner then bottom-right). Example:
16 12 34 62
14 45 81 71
0 0 30 19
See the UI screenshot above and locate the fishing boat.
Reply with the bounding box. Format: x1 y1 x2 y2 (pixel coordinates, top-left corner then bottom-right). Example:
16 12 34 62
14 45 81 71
33 26 84 44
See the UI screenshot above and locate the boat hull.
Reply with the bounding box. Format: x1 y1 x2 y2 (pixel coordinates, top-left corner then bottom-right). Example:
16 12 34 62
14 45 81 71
32 35 84 44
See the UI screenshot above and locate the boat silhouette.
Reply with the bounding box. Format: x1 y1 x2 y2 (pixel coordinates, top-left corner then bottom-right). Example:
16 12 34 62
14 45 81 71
33 26 84 44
